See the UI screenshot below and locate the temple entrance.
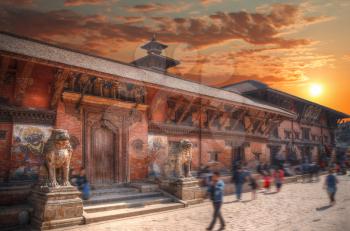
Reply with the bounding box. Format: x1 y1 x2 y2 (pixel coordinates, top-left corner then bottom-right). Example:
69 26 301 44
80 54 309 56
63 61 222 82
232 146 245 163
84 108 129 186
269 145 281 167
91 126 118 185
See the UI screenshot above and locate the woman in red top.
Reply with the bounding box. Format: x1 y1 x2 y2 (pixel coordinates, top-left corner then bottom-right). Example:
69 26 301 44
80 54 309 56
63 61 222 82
263 172 271 193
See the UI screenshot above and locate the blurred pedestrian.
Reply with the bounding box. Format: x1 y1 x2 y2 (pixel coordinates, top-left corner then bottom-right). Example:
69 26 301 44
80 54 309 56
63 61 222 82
76 168 90 200
324 169 338 206
263 172 271 193
233 167 245 201
273 167 284 193
249 174 258 200
207 171 225 231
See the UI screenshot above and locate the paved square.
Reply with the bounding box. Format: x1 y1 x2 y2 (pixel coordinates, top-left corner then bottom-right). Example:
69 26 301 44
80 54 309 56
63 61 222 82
56 175 350 231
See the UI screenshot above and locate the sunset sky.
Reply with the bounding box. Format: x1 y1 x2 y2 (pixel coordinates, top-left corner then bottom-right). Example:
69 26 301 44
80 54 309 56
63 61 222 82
1 0 349 114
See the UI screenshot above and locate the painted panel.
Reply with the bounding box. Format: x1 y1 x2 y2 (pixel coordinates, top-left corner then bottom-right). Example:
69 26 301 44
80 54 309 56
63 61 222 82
10 124 52 181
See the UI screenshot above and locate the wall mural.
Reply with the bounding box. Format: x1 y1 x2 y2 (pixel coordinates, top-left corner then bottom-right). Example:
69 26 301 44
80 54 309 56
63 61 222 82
10 124 52 181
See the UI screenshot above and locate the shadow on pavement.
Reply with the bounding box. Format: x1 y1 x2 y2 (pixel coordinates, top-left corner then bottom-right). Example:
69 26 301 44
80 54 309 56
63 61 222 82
316 205 332 211
264 192 278 195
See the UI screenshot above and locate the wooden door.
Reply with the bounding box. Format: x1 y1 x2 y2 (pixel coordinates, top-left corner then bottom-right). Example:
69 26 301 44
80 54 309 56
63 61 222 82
91 126 117 185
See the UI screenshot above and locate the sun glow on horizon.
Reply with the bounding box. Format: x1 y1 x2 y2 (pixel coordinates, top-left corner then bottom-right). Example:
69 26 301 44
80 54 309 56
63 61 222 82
309 83 323 97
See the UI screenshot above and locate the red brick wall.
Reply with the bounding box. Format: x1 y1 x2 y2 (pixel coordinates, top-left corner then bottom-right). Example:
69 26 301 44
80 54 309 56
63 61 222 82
55 101 83 172
22 64 53 109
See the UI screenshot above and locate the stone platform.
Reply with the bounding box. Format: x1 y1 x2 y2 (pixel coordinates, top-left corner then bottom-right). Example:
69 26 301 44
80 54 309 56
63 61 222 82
29 186 84 230
160 178 204 204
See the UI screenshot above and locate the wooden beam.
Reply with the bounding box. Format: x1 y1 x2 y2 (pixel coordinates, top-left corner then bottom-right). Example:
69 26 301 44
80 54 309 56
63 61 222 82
232 109 246 130
208 103 224 128
50 69 71 109
0 57 11 92
14 61 35 106
263 114 280 135
219 106 236 130
166 96 183 123
253 119 265 134
177 98 194 124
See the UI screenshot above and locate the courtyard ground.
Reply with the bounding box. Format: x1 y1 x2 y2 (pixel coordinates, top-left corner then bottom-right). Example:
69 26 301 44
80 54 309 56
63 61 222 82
57 175 350 231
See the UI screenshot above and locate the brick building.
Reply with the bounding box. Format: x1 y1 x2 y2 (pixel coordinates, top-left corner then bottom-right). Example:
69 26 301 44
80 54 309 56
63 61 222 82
0 32 348 187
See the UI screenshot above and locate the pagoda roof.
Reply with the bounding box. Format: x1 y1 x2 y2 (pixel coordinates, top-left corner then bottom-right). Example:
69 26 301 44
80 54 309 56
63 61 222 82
141 36 168 51
131 53 180 71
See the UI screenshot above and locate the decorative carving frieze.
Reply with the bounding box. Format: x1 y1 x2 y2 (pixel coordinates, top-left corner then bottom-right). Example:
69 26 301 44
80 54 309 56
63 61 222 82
0 105 56 125
64 74 147 105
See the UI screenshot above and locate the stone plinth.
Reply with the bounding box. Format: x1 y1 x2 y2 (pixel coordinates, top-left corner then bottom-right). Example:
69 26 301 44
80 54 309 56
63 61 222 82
160 177 203 201
29 186 84 230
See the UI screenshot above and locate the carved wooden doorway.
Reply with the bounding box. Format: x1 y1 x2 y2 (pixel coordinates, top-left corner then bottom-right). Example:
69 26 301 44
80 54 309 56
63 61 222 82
91 125 118 185
84 105 142 186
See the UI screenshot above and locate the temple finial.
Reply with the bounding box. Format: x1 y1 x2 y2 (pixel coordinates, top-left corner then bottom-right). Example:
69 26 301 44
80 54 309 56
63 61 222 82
151 33 156 41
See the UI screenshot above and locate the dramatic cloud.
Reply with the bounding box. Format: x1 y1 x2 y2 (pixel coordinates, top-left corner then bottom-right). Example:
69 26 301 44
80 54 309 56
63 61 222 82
125 2 191 13
64 0 107 7
1 0 33 5
199 0 222 6
115 16 144 24
0 3 335 90
138 3 330 50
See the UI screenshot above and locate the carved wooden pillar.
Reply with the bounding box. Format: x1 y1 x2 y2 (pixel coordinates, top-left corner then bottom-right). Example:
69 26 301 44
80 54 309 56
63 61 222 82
14 62 34 106
51 69 71 109
0 57 11 93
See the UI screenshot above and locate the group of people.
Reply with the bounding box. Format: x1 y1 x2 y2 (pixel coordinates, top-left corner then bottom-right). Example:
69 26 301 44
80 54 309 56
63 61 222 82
205 161 341 230
232 162 285 201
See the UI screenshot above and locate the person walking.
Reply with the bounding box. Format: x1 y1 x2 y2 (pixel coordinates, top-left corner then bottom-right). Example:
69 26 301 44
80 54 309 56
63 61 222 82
207 171 225 231
233 167 245 201
273 167 284 193
248 174 258 200
324 169 338 206
263 172 272 194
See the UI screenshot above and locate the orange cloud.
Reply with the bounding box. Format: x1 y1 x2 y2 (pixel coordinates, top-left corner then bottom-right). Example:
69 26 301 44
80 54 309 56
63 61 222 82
64 0 107 7
125 2 191 13
200 0 223 6
0 3 334 89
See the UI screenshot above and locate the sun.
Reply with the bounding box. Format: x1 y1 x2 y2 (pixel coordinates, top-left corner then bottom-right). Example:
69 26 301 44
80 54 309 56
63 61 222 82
309 83 323 97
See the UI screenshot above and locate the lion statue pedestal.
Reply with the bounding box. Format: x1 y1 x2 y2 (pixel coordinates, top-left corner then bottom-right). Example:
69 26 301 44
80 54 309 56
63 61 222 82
29 129 83 230
160 140 203 202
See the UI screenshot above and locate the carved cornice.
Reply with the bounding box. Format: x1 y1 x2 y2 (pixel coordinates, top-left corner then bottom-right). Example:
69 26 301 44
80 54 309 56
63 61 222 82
62 92 148 111
149 121 269 142
0 105 56 125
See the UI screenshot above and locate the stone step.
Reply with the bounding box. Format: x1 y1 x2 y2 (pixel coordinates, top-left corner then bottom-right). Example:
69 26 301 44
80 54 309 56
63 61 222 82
129 182 159 193
84 202 184 224
83 191 163 205
0 204 33 229
84 196 173 213
91 187 140 196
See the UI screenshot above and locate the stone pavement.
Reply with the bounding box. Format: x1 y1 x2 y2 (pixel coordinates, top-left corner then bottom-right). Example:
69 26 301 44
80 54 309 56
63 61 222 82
56 175 350 231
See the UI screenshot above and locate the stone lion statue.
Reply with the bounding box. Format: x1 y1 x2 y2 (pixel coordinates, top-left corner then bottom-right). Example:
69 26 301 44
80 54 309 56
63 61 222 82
42 129 72 187
165 139 193 179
